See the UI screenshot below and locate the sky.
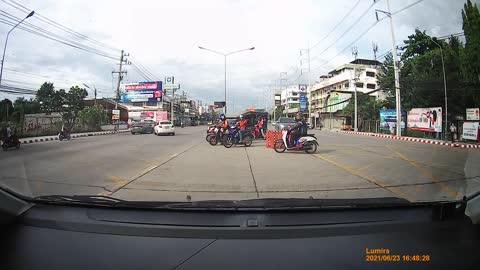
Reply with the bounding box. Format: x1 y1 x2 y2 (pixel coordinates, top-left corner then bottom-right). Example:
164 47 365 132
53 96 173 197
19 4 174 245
0 0 477 115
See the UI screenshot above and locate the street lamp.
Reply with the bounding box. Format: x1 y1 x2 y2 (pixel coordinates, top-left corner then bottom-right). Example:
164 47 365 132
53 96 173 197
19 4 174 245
425 36 448 140
0 10 35 88
198 46 255 115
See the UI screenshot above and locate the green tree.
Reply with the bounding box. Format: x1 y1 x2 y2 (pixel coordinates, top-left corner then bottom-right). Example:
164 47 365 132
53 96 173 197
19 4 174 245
274 105 285 120
36 82 88 131
78 105 108 130
462 0 480 82
0 99 14 122
343 92 385 122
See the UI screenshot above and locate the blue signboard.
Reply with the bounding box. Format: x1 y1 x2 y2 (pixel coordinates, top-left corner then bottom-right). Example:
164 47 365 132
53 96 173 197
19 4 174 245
299 94 307 112
379 109 406 130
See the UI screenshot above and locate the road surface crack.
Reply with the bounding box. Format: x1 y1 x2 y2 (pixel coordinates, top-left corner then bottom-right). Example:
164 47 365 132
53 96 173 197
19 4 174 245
244 148 260 198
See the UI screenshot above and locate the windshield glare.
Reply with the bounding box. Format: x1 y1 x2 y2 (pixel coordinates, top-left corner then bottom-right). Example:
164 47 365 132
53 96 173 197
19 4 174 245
0 0 479 207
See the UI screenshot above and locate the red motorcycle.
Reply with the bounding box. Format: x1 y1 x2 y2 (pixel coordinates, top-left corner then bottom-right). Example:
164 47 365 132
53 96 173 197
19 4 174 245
250 125 265 140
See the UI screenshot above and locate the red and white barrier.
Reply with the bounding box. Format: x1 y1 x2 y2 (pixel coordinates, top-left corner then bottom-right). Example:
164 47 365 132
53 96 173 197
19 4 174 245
341 131 479 148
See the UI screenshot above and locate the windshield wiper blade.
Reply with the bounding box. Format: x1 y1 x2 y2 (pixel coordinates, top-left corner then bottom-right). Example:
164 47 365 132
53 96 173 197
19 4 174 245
33 195 128 206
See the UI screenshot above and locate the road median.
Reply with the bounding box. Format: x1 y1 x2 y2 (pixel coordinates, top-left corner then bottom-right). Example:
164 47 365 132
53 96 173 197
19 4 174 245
341 131 480 148
19 129 130 145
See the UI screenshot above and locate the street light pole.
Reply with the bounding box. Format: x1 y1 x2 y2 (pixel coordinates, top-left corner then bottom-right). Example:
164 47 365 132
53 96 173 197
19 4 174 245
427 37 448 140
198 46 255 116
0 10 35 88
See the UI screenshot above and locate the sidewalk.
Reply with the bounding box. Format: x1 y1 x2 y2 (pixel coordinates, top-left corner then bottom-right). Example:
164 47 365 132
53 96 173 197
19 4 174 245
341 131 480 148
19 129 130 145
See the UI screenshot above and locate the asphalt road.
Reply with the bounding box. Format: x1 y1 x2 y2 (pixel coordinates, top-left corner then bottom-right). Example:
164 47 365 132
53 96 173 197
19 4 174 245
1 126 479 202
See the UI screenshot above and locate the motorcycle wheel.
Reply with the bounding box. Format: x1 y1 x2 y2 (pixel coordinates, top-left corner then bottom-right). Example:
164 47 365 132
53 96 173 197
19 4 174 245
208 135 218 146
16 143 20 149
59 136 64 141
243 135 253 147
273 139 286 153
205 134 211 142
304 142 317 154
223 135 234 148
2 144 8 151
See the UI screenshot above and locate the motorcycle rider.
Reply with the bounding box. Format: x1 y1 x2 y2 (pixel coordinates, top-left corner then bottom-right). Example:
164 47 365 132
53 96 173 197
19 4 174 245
256 117 265 138
218 113 229 137
287 112 307 147
237 115 248 142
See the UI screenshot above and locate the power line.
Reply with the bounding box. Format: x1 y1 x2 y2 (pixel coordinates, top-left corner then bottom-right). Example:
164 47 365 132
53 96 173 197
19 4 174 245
2 0 121 52
0 14 119 60
310 0 379 61
130 62 152 81
310 0 426 73
310 0 362 50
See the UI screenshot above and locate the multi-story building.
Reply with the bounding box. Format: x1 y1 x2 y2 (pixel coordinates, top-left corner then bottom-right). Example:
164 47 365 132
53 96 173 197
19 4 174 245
308 59 383 129
281 85 308 117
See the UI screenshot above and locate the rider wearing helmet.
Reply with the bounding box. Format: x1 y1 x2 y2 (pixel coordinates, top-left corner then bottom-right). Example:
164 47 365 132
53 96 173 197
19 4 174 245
237 114 248 142
287 112 306 147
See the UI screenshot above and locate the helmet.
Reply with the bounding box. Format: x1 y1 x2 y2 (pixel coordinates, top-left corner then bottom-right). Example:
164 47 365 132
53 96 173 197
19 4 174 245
239 114 243 119
219 113 225 120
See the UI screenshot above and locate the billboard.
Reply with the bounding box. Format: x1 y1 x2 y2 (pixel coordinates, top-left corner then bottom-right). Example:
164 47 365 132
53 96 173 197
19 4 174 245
407 107 442 132
462 122 479 141
299 94 307 112
121 81 162 102
379 109 406 130
466 108 479 121
214 101 226 108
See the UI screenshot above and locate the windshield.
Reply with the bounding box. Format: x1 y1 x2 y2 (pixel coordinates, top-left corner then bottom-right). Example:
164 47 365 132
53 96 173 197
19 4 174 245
278 118 296 123
1 0 479 208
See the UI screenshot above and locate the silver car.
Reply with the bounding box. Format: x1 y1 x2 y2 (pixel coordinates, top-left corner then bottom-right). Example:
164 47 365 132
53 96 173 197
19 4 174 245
274 117 297 131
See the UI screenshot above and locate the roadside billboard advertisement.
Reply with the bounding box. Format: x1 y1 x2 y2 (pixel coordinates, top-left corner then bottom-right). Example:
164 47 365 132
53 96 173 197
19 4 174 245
379 109 406 130
407 107 442 132
120 81 162 103
466 108 479 120
462 122 479 141
214 101 226 108
299 94 307 112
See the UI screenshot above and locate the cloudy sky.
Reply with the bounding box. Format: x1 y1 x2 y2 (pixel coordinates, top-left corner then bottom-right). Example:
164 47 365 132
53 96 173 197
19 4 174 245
0 0 477 114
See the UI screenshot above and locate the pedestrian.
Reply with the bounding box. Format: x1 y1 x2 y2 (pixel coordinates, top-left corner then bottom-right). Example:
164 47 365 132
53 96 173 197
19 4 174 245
450 123 457 143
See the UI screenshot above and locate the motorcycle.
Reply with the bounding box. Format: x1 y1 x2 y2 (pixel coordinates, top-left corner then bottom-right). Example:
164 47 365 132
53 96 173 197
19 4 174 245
249 125 265 140
59 130 71 141
206 125 217 142
222 127 253 148
1 135 21 151
273 130 318 154
207 127 226 146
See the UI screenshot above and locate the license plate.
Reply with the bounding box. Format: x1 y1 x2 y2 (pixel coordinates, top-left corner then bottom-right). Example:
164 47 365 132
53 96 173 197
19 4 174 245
164 126 169 129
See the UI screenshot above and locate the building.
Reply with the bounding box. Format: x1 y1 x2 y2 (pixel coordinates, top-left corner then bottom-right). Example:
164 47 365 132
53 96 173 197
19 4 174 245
281 85 308 118
308 59 383 129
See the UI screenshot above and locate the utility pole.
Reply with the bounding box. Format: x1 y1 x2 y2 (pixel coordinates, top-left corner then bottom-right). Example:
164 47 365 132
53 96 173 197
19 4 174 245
170 87 176 122
352 46 358 132
112 50 128 109
376 0 401 136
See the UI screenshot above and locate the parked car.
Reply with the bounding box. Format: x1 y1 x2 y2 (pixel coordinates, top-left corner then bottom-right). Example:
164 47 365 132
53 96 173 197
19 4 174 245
275 117 297 131
154 120 175 136
131 122 154 134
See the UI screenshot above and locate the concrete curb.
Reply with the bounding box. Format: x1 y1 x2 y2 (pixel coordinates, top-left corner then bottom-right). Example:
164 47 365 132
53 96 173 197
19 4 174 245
20 130 129 145
341 131 480 149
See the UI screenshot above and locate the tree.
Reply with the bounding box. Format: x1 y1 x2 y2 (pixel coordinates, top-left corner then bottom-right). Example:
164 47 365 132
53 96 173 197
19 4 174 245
274 105 285 120
343 92 385 122
36 82 88 131
0 99 14 122
462 0 480 82
78 105 107 130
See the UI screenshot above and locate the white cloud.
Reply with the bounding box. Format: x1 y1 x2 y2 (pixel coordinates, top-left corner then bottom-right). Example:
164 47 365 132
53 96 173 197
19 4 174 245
0 0 476 114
